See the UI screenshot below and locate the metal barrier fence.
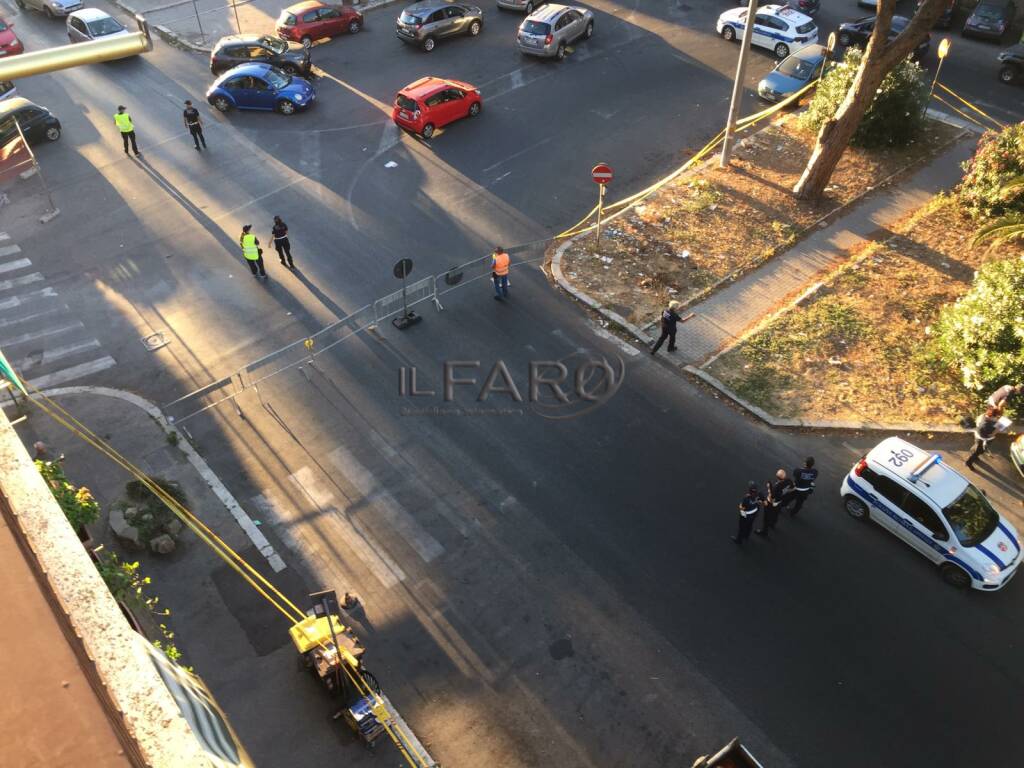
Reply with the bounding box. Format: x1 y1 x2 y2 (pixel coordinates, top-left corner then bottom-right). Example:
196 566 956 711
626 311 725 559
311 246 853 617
163 242 550 426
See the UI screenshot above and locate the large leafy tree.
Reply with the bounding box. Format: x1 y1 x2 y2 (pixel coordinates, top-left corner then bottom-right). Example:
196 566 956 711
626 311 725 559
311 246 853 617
794 0 949 200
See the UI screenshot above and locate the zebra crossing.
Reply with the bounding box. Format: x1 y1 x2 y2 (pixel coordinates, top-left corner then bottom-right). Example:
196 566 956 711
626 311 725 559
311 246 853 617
0 232 116 389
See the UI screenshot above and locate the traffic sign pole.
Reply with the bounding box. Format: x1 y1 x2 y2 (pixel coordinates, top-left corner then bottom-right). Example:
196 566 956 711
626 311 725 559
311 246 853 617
596 183 606 247
590 163 613 249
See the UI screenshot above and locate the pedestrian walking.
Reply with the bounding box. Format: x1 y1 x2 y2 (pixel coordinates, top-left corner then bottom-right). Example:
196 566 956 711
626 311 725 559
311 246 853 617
492 246 510 300
239 224 267 279
114 105 140 157
966 405 1003 470
757 469 793 536
987 383 1023 410
651 301 693 355
271 216 294 268
183 100 206 151
789 457 818 517
732 482 763 544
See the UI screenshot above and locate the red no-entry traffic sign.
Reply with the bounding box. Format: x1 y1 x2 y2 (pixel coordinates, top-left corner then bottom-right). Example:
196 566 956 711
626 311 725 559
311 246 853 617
591 163 613 185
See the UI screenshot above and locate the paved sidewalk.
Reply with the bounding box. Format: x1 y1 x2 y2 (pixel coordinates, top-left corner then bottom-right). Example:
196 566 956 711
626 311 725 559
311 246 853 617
669 133 978 367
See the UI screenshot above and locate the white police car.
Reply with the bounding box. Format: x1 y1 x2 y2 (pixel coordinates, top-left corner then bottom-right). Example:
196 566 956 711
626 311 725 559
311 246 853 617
716 4 818 59
841 437 1020 591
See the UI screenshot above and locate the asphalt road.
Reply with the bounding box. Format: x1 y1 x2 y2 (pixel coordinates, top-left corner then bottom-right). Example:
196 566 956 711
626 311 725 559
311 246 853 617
2 1 1024 766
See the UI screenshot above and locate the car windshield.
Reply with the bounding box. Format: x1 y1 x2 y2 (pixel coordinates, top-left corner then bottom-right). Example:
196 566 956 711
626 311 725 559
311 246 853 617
778 56 816 78
396 94 417 111
261 35 288 53
277 12 296 25
943 485 999 547
265 68 291 89
974 4 1004 19
88 17 126 36
522 20 550 35
795 21 815 33
400 12 422 24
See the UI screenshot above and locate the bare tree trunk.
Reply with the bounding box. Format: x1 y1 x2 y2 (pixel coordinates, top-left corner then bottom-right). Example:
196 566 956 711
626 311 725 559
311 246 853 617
793 0 949 201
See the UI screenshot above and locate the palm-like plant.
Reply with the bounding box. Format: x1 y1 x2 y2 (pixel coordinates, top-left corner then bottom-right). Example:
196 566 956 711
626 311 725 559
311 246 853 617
973 176 1024 246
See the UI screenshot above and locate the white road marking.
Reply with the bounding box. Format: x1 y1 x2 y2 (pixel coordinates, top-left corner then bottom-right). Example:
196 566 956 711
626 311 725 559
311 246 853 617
591 326 640 356
0 306 65 330
248 492 298 573
0 288 59 311
0 244 21 258
0 272 44 292
13 339 101 372
0 233 9 242
0 258 32 275
482 136 551 173
377 120 401 155
289 465 406 588
1 321 84 347
27 356 116 389
328 444 444 563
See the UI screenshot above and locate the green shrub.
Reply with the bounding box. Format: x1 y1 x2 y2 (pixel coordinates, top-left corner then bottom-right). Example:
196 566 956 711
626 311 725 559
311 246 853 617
36 460 100 531
799 47 928 149
957 123 1024 219
931 257 1024 397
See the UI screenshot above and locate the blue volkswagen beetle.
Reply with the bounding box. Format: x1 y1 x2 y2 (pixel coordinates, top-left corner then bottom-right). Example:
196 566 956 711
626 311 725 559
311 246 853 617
206 62 315 115
757 43 828 103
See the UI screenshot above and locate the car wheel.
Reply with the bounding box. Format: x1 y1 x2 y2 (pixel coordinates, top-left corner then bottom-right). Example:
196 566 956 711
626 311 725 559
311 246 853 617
940 563 971 590
525 1 534 12
555 41 566 60
44 126 61 142
774 42 789 58
469 20 481 36
277 99 297 115
281 63 298 75
44 6 54 18
348 19 361 34
421 123 435 138
422 35 435 51
999 64 1020 84
212 96 231 113
468 101 481 117
301 35 312 48
838 31 852 46
721 25 736 42
584 21 593 39
843 496 869 521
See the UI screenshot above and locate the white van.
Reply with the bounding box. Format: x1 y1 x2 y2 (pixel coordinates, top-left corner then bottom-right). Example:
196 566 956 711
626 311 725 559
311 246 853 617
841 437 1020 591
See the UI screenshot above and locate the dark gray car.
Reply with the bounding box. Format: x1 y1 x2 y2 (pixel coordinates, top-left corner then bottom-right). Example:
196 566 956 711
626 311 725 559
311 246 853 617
396 0 483 51
210 34 311 76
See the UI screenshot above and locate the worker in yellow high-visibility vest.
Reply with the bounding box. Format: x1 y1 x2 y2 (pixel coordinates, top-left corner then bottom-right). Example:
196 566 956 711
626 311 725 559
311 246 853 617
113 105 140 157
239 224 267 279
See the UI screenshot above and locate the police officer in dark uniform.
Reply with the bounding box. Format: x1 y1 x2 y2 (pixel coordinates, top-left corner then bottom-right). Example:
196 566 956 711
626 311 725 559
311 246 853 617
790 457 818 517
652 300 687 355
757 469 793 535
732 482 763 544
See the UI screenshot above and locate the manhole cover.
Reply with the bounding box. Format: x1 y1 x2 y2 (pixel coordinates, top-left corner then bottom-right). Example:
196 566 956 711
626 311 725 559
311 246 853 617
142 331 169 351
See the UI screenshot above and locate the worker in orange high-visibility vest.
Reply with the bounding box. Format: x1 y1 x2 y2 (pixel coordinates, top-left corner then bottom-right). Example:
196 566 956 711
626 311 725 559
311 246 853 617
491 246 510 300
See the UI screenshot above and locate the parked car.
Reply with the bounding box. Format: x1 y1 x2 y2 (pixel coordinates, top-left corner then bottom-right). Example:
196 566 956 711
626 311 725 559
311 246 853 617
0 97 61 145
916 0 957 29
717 3 818 60
206 62 315 115
66 9 132 43
14 0 81 19
210 34 311 76
837 15 931 60
841 437 1021 591
276 1 362 48
757 43 828 102
962 0 1015 41
516 3 593 60
392 76 481 138
0 17 24 55
785 0 819 16
997 43 1024 83
497 0 548 14
396 1 483 52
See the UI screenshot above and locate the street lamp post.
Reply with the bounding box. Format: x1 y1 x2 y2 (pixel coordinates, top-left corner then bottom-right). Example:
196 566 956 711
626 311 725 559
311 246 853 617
719 0 760 168
927 38 951 117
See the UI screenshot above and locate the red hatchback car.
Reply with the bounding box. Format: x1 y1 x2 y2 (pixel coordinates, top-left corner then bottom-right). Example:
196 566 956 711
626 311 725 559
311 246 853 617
276 1 362 47
392 77 481 139
0 17 24 57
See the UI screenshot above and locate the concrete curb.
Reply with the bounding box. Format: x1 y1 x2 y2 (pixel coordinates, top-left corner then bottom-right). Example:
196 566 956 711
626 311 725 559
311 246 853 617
36 386 287 572
117 0 402 53
684 365 973 435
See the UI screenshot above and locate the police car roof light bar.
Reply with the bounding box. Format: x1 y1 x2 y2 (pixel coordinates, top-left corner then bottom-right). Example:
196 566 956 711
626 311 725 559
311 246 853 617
908 453 942 483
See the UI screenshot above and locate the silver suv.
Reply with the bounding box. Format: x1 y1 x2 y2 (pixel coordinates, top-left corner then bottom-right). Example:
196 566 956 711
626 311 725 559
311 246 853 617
396 0 484 52
516 4 593 59
15 0 82 19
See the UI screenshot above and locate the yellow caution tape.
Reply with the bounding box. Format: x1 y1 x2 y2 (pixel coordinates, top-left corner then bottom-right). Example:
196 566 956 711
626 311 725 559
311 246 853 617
935 82 1005 130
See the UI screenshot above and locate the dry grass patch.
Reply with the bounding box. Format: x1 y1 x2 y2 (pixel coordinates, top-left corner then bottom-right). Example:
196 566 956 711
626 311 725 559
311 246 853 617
706 196 1023 424
559 116 963 328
